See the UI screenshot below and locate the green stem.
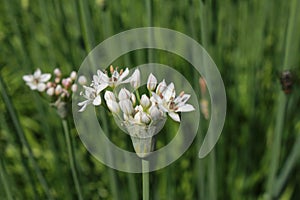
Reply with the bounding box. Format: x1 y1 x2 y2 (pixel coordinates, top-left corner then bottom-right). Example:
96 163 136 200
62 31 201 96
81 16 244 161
0 75 53 200
275 134 300 196
136 90 141 103
266 0 299 198
62 119 83 200
0 158 13 200
99 110 120 200
142 159 149 200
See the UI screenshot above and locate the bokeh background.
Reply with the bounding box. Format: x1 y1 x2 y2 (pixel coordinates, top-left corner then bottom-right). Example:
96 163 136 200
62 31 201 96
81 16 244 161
1 0 300 199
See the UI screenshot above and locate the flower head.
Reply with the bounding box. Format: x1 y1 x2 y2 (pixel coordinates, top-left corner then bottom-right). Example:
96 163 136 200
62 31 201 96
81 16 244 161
23 68 51 92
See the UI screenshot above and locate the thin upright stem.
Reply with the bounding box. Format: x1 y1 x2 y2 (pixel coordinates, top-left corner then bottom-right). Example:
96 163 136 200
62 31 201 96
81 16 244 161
142 159 150 200
0 75 53 200
0 158 13 200
62 119 83 200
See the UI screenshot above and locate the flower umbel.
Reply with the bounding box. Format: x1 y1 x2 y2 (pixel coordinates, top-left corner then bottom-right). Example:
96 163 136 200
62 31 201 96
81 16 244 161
23 68 85 118
77 67 195 157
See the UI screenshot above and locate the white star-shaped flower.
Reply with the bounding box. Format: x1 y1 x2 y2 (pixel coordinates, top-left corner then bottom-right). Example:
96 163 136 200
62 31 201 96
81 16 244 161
152 83 195 122
23 68 51 92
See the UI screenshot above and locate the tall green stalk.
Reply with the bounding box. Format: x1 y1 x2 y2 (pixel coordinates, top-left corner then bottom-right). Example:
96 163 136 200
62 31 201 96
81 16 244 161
0 158 13 200
266 0 300 198
198 0 217 199
275 134 300 196
62 119 83 200
142 159 150 200
0 75 53 200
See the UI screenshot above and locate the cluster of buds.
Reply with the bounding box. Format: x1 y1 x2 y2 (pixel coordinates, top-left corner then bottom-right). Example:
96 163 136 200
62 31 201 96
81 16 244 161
23 68 86 118
78 66 195 157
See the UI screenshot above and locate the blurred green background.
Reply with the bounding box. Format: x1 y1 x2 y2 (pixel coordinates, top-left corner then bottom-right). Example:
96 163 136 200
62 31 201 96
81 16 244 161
1 0 300 199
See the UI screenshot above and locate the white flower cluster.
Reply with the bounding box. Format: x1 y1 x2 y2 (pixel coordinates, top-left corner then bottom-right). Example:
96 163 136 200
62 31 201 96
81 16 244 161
78 66 195 124
23 68 86 118
23 68 86 99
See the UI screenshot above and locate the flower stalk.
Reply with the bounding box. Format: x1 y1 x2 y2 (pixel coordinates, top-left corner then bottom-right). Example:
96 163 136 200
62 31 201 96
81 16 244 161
62 119 83 200
142 159 149 200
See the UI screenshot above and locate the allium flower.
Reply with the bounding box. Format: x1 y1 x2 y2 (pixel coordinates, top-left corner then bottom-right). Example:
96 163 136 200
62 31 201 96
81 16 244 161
118 88 131 100
147 73 157 91
92 65 130 89
119 99 134 115
140 94 150 108
78 76 87 85
78 85 103 112
23 68 51 92
130 69 140 89
76 67 195 158
152 83 195 122
106 100 120 113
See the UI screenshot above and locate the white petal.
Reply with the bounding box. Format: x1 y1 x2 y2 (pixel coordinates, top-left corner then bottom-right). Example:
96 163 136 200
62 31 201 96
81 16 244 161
119 99 134 115
156 79 167 94
26 82 37 90
93 95 102 106
37 83 46 92
33 68 41 78
163 83 175 101
78 103 88 112
147 73 157 91
78 76 87 85
168 112 180 122
39 74 51 82
78 100 90 106
130 69 140 89
151 92 163 104
96 83 109 93
119 68 129 81
177 104 195 112
118 88 131 100
140 94 150 108
23 75 33 82
104 91 116 102
107 100 120 113
99 71 109 82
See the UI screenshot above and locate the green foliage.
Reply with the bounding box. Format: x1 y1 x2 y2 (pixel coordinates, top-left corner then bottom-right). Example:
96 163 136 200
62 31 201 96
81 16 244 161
0 0 300 199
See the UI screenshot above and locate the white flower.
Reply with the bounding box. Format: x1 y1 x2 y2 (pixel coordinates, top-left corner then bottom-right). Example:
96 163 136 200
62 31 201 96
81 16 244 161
78 76 87 85
71 84 77 92
70 71 77 80
55 85 62 95
147 73 157 91
152 83 195 122
130 69 140 89
46 87 55 96
78 85 103 112
141 112 151 124
140 94 150 108
149 105 163 121
133 111 151 124
23 68 51 92
93 66 130 89
119 99 134 115
106 100 120 113
54 68 61 77
118 88 131 100
156 79 167 95
104 91 116 102
131 93 136 105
